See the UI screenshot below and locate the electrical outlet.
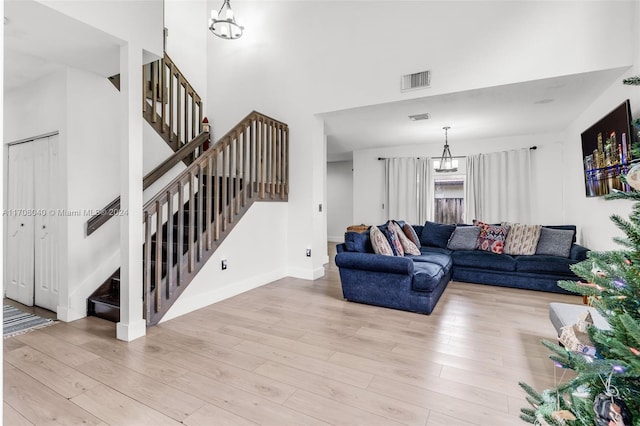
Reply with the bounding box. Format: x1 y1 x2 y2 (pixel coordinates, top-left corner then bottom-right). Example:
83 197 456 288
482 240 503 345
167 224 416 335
306 248 312 257
221 259 228 270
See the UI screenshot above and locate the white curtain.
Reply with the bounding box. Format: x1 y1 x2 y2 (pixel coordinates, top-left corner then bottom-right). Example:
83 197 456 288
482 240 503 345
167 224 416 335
416 158 432 224
464 147 532 224
384 157 431 224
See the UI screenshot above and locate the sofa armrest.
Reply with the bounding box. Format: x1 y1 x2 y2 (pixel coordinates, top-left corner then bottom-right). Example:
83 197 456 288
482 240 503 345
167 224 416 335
335 252 414 275
570 244 589 261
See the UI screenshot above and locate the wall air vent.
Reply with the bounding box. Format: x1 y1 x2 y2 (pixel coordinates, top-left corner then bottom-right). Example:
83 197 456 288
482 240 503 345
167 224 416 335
401 70 431 92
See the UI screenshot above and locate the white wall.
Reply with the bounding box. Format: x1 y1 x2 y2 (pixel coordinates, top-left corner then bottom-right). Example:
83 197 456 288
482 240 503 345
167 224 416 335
165 0 208 108
162 201 288 322
63 67 121 321
353 132 566 227
327 161 353 242
561 2 640 251
207 0 635 281
37 0 164 58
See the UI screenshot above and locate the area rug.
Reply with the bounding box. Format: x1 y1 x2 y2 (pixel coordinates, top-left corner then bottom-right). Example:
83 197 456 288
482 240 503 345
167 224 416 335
3 305 56 338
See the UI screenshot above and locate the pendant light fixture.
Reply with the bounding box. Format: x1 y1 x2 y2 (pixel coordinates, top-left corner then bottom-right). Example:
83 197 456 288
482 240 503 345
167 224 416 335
209 0 244 40
435 126 458 173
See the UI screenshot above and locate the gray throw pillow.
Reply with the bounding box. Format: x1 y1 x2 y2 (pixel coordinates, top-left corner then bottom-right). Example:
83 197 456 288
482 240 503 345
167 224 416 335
535 227 574 257
447 226 481 250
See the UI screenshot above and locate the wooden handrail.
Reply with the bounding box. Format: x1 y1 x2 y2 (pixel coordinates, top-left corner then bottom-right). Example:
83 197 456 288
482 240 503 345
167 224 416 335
85 131 210 236
143 132 210 190
142 111 288 325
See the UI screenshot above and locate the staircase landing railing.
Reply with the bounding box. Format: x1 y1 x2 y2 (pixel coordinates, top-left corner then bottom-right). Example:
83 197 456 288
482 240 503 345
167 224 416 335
143 53 203 152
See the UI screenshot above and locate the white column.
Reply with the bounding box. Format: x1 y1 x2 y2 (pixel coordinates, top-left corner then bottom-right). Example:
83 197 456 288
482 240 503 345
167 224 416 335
117 42 146 341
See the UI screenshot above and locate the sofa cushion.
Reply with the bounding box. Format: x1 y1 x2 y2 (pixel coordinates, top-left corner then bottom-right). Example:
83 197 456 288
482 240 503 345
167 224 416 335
403 223 422 249
452 249 517 271
412 262 445 292
502 223 542 255
474 221 510 254
447 226 481 250
408 252 453 272
384 221 404 256
420 221 455 248
392 221 420 255
370 226 394 256
515 255 578 276
345 230 373 253
536 227 574 258
419 246 453 256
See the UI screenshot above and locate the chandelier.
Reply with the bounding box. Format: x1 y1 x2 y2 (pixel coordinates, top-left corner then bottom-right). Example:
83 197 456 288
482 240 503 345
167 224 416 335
209 0 244 40
435 126 458 172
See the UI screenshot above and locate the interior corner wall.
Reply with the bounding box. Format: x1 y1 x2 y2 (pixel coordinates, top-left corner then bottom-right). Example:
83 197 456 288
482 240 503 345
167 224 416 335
327 160 353 242
352 133 566 227
562 2 640 251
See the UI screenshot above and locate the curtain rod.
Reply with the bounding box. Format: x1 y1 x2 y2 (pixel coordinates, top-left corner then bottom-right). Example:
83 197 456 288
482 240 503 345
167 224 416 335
377 145 537 160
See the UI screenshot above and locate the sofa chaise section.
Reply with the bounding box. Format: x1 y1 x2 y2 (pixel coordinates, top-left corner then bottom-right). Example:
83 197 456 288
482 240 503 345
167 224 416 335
335 249 452 314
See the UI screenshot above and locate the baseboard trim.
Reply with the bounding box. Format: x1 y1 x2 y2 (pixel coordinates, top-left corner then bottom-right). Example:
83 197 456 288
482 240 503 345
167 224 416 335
160 268 287 323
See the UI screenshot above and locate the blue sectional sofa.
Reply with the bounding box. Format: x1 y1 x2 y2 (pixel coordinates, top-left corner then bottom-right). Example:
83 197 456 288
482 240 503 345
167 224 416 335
335 221 589 315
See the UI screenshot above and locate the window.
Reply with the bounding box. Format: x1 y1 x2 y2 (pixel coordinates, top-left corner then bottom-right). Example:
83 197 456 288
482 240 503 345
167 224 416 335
432 158 465 224
434 179 464 224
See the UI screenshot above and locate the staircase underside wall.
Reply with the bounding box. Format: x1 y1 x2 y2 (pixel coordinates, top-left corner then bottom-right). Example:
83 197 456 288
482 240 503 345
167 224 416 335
161 201 288 323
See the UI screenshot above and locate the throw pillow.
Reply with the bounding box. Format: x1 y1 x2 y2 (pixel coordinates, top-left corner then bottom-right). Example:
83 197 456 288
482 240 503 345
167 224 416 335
384 221 404 256
392 221 420 255
402 223 421 249
502 222 542 255
370 225 394 256
420 221 456 248
535 227 574 258
447 226 481 250
474 220 510 254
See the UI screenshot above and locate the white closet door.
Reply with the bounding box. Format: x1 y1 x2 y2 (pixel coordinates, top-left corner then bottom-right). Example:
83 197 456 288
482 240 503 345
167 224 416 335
34 136 59 311
6 142 36 306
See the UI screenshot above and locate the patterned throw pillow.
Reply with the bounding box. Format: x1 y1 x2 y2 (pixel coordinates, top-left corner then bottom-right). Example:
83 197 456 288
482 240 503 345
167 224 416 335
502 222 542 255
384 221 404 256
370 225 394 256
402 223 421 249
474 220 510 254
392 221 420 255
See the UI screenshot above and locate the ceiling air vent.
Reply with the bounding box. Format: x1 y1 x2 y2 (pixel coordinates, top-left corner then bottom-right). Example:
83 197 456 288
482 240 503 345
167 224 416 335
401 70 431 92
409 113 430 121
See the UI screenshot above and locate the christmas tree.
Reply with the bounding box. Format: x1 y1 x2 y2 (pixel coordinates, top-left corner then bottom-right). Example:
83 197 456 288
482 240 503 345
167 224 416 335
519 173 640 425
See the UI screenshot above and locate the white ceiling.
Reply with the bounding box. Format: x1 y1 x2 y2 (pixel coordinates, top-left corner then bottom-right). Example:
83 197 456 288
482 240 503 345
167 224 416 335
4 0 123 92
323 67 629 161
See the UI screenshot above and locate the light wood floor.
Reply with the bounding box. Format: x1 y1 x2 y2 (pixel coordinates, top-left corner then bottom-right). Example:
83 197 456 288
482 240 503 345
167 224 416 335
4 247 581 426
